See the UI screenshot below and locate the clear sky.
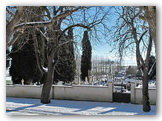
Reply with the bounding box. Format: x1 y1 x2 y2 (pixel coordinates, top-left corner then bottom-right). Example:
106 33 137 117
73 7 137 66
74 6 156 66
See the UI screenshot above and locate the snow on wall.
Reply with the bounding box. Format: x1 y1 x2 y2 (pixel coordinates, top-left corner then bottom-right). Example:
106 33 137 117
6 83 113 102
6 82 156 104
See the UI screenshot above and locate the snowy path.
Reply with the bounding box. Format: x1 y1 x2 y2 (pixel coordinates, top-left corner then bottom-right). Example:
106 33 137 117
6 97 156 115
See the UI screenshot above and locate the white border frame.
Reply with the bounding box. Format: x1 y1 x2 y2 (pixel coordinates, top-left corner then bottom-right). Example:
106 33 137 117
1 0 161 120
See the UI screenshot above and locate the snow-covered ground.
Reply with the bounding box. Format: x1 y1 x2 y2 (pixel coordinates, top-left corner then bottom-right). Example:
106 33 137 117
6 97 156 115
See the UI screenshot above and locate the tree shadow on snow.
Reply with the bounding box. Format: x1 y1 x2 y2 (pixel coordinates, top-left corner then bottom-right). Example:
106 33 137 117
6 98 156 115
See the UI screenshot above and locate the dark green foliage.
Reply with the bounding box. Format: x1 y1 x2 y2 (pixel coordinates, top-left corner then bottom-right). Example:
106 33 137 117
9 7 45 85
6 50 10 68
53 28 76 84
81 31 92 81
136 56 156 80
9 32 42 84
148 56 156 80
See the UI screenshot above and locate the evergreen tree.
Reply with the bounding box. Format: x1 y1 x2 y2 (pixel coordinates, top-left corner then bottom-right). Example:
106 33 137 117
148 56 156 80
66 28 76 83
81 31 92 81
9 7 44 84
6 50 10 68
9 32 40 84
54 28 76 84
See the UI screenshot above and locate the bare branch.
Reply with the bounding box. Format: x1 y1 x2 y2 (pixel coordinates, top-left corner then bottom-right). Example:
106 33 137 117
6 33 21 47
33 31 46 73
13 7 84 32
42 6 51 19
6 6 24 48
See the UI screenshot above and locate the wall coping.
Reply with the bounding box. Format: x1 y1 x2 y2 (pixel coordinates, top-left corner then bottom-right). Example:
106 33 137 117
6 84 110 88
53 85 109 88
135 87 156 90
6 85 42 88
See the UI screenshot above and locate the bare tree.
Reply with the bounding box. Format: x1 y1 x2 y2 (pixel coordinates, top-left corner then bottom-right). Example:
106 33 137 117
139 6 156 52
112 6 155 112
6 6 111 104
6 6 24 49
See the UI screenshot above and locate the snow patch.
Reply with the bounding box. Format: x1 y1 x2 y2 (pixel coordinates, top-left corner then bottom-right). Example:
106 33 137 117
6 97 156 115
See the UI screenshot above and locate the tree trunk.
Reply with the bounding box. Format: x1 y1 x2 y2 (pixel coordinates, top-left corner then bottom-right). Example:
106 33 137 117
142 67 151 112
41 54 54 104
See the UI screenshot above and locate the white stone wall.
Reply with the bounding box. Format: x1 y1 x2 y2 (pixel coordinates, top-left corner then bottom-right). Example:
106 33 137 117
53 83 113 102
6 83 113 102
6 85 52 98
6 82 156 104
131 83 156 105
